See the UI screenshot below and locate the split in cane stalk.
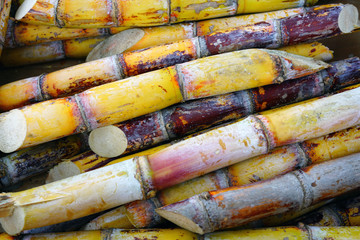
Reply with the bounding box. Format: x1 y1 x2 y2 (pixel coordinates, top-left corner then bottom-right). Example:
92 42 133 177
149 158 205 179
1 86 360 234
157 153 360 234
1 226 360 239
83 124 360 230
15 0 319 28
0 48 329 153
0 0 11 56
2 4 356 109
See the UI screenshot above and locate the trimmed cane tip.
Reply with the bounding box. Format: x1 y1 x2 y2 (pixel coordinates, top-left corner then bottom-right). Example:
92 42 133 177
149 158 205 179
46 161 81 183
88 125 128 158
86 28 145 62
15 0 37 20
156 208 205 235
0 110 27 153
338 5 359 33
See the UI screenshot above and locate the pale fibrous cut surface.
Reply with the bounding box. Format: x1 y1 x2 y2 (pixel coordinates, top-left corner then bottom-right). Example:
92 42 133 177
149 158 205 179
46 161 81 183
15 0 37 20
89 125 128 158
0 109 27 153
338 5 359 33
86 29 145 61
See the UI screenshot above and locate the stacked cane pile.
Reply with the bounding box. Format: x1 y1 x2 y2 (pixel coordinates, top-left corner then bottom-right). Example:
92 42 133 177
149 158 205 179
0 0 360 239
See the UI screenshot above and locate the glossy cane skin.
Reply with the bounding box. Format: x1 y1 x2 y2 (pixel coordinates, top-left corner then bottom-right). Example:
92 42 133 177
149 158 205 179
16 0 318 28
85 124 360 230
1 86 360 234
1 4 348 107
65 57 360 175
0 49 328 152
157 153 360 234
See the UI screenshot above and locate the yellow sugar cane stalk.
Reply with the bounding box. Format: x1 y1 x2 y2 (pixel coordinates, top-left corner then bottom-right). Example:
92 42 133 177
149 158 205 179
0 37 107 67
1 226 360 239
0 0 11 56
2 4 355 107
83 124 360 230
0 85 360 234
1 6 312 64
89 4 345 61
157 152 360 234
4 19 113 48
0 49 328 153
4 6 303 49
88 6 305 60
15 0 319 28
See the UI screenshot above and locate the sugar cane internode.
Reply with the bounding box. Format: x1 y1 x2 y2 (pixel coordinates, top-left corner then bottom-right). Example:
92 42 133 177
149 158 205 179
156 153 360 234
0 48 328 153
1 86 360 234
15 0 319 28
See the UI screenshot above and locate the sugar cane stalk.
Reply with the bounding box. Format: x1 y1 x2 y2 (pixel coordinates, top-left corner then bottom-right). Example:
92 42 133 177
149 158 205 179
2 4 353 110
0 37 108 67
0 0 11 56
157 153 360 234
0 48 328 153
15 0 319 28
4 19 112 48
1 7 304 65
0 133 88 190
83 124 360 230
59 57 359 164
0 85 360 234
2 226 360 239
4 6 302 50
291 195 360 227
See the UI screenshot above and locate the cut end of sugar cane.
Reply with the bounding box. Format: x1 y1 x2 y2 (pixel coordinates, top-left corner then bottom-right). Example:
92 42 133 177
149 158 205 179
263 49 330 81
156 208 205 235
156 195 211 234
15 0 36 20
46 161 81 183
0 195 24 236
0 110 27 153
86 29 145 62
339 5 359 33
89 125 128 158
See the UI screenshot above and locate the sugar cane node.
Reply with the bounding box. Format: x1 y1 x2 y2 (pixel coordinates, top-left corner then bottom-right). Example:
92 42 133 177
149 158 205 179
88 125 128 158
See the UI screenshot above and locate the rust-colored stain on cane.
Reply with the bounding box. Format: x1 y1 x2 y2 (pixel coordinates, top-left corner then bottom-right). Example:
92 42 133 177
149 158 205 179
124 50 195 76
223 199 293 224
116 113 167 153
